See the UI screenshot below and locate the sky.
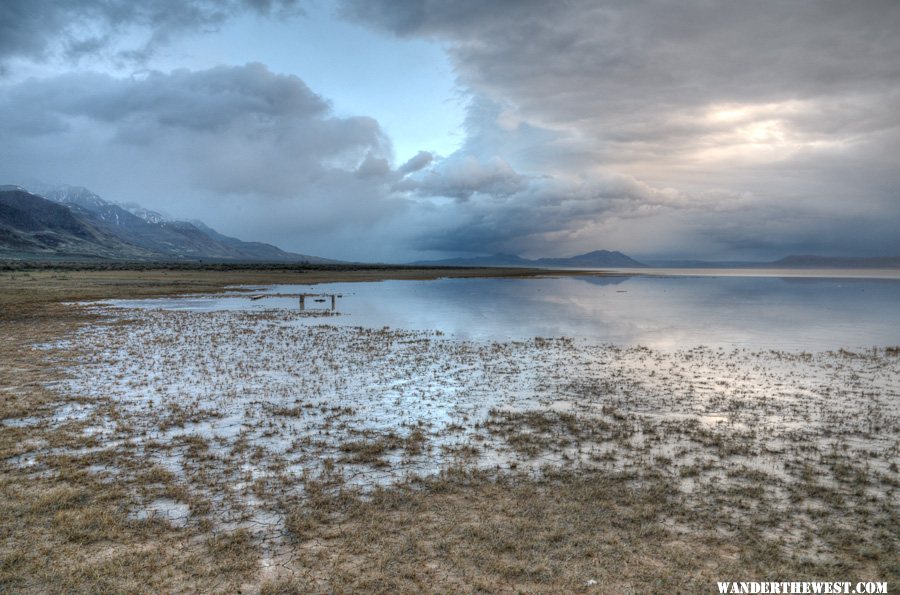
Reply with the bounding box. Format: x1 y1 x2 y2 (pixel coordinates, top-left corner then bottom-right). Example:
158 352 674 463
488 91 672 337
0 0 898 262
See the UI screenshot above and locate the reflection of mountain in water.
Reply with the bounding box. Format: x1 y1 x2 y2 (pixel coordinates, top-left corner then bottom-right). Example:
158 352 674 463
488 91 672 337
411 250 646 268
116 275 900 350
775 276 899 286
572 275 630 288
648 256 900 269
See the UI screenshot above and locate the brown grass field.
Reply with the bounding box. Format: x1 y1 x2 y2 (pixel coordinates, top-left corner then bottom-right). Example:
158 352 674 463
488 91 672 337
0 265 896 593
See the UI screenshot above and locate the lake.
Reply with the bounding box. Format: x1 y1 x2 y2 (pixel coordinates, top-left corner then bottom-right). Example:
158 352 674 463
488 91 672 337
104 270 900 351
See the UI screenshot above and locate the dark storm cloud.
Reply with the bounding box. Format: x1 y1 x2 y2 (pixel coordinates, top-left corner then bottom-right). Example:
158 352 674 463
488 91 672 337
342 0 900 258
0 0 302 72
410 173 732 256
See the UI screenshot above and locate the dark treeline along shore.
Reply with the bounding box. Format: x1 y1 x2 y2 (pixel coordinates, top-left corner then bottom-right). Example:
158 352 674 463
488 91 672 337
1 261 580 275
0 262 583 321
0 260 511 273
0 260 584 278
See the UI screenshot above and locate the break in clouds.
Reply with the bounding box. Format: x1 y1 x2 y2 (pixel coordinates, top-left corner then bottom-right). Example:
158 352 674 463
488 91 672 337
1 0 899 261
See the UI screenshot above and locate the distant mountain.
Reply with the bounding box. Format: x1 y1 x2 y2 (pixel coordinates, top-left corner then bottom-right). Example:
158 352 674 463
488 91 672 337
184 219 313 262
534 250 646 268
119 202 170 224
769 255 900 268
0 185 336 263
0 186 156 259
411 253 534 267
646 255 900 269
643 259 765 268
413 250 900 270
411 250 646 268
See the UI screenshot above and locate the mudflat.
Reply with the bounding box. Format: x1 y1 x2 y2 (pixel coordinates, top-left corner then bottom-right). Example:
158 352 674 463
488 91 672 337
1 265 897 593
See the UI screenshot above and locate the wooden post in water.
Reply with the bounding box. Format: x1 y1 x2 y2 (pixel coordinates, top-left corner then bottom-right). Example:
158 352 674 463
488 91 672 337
297 293 337 311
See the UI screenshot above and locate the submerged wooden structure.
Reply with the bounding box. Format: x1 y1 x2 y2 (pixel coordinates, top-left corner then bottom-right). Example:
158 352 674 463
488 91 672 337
247 292 341 311
298 293 339 311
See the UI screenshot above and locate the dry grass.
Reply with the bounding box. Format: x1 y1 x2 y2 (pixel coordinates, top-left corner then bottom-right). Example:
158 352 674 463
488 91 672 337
272 465 895 593
1 266 897 593
0 303 260 593
0 265 575 315
0 266 580 593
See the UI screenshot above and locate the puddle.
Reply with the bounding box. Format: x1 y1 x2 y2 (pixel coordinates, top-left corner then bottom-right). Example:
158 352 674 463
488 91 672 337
130 498 191 528
1 416 42 428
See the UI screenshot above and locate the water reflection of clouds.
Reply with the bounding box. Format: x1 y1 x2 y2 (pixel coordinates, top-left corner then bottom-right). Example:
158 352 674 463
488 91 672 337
108 275 900 351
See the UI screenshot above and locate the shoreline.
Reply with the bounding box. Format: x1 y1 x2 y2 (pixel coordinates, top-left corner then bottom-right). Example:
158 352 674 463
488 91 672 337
1 271 897 592
0 266 596 319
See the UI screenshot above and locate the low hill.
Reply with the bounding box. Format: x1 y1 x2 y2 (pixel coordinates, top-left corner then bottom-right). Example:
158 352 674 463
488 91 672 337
646 255 900 269
411 250 646 268
769 255 900 268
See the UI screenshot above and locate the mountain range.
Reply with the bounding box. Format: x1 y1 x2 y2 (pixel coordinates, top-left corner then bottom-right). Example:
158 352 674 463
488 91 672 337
410 250 647 268
413 251 900 269
3 184 897 268
644 255 900 269
0 185 334 263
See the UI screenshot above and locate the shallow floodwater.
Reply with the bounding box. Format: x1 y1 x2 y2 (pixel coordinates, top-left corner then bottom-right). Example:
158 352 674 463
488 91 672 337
45 272 899 555
105 273 900 350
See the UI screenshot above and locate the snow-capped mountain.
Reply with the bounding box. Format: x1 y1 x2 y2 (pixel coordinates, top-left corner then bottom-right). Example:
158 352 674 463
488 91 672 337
119 203 170 225
46 186 142 229
1 184 336 262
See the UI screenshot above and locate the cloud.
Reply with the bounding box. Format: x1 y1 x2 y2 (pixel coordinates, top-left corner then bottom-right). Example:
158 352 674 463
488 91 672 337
397 150 433 176
0 63 392 198
396 155 526 201
338 0 900 259
0 0 302 73
406 170 730 256
341 0 900 174
356 153 392 179
0 63 421 260
2 1 899 261
2 63 330 133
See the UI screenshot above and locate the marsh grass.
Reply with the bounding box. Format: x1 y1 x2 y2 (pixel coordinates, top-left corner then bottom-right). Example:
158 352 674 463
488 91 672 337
1 268 898 592
270 464 896 592
0 306 262 593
